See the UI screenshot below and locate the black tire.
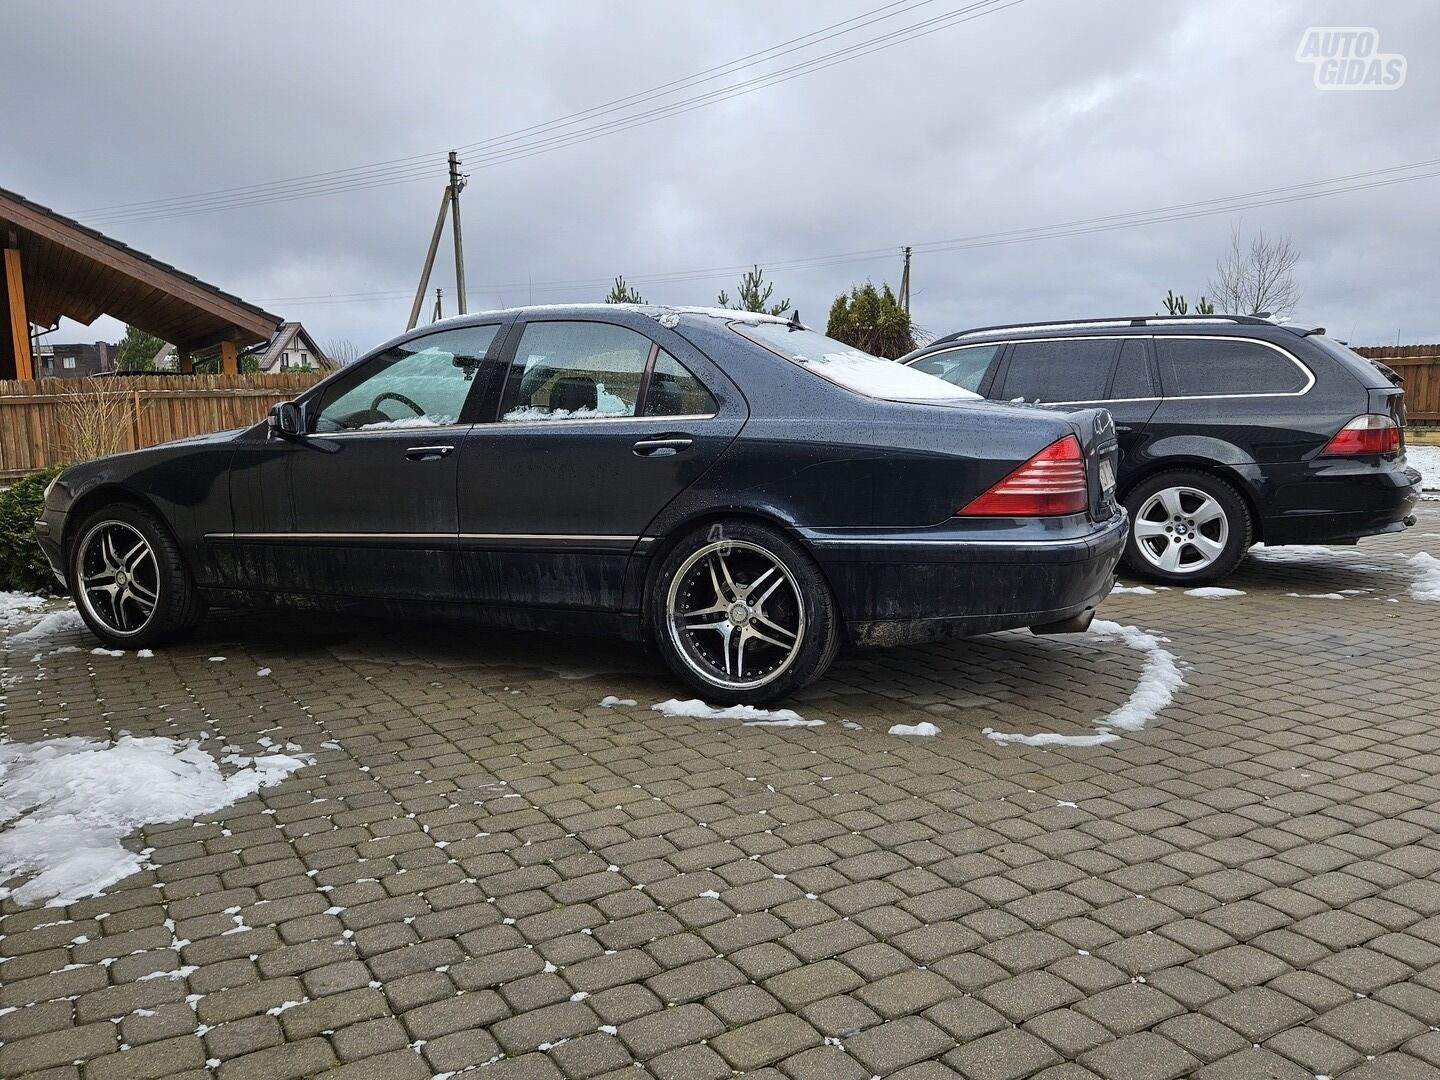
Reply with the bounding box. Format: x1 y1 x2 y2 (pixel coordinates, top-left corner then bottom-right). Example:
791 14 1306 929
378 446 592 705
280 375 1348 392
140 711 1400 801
648 519 841 706
1120 469 1252 585
69 502 204 649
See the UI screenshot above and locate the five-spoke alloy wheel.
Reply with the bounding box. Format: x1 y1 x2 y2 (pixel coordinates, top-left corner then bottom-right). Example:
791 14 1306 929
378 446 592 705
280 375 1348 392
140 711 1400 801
650 520 840 704
69 503 204 648
1121 470 1251 584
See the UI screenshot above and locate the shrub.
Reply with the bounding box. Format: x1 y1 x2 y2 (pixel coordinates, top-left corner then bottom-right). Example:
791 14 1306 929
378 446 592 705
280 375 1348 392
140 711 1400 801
0 467 64 595
826 282 916 359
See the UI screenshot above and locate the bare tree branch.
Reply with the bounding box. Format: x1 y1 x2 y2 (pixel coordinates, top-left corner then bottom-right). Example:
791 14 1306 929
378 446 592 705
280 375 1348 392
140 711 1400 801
1207 224 1301 317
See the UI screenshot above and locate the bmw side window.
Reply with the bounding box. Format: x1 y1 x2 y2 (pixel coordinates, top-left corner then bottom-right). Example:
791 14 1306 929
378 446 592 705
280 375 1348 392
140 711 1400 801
644 351 716 416
1156 338 1309 396
909 344 1000 394
999 339 1114 403
1108 339 1156 399
311 325 500 433
502 321 652 421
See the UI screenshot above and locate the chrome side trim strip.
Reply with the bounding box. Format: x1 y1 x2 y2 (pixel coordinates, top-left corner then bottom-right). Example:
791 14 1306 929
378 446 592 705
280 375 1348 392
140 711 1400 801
206 531 641 543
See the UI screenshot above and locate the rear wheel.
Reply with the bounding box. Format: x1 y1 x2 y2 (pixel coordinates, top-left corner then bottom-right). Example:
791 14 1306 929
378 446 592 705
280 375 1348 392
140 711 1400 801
649 520 840 705
1121 469 1251 584
70 503 204 649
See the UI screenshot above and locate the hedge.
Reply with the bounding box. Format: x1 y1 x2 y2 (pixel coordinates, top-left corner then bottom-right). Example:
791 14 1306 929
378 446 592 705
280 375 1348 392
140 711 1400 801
0 467 64 595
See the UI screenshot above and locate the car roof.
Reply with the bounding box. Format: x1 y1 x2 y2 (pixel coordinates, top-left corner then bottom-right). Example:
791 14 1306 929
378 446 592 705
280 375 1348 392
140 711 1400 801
929 314 1324 347
424 303 796 331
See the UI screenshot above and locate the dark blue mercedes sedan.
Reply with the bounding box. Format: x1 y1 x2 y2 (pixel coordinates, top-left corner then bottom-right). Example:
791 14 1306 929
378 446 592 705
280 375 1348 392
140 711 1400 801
36 305 1126 704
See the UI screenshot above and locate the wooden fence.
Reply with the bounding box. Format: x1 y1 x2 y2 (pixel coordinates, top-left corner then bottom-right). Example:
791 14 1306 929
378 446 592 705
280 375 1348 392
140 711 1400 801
0 372 328 479
1354 345 1440 422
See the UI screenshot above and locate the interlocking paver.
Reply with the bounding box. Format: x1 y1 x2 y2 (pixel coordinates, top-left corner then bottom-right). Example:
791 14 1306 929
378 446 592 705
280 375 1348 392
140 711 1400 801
6 505 1440 1078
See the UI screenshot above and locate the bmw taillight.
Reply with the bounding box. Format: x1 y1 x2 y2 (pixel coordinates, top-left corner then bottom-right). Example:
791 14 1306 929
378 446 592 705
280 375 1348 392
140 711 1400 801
958 434 1089 516
1320 414 1401 456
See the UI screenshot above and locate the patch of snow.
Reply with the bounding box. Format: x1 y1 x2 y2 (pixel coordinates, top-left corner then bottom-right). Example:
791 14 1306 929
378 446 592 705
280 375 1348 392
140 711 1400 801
984 620 1182 748
1184 587 1245 599
356 414 455 431
256 668 272 677
888 722 940 737
1285 592 1345 600
137 649 154 659
650 698 823 727
208 656 226 663
1404 443 1440 489
1110 584 1156 596
502 404 628 422
0 591 46 627
92 647 124 657
11 610 86 645
0 735 313 907
599 696 637 708
1408 552 1440 601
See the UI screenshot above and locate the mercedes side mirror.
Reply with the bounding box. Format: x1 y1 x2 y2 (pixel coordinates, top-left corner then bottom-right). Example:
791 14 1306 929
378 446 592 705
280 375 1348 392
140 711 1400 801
268 401 304 437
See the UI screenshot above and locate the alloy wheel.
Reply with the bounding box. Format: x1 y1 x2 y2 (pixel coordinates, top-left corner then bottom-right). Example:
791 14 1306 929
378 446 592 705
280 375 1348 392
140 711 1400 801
1133 485 1230 574
666 539 806 692
76 520 161 636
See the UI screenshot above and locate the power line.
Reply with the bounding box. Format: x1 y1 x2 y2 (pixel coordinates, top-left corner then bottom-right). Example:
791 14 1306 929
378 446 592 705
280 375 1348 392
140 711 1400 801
251 157 1440 306
78 1 1021 227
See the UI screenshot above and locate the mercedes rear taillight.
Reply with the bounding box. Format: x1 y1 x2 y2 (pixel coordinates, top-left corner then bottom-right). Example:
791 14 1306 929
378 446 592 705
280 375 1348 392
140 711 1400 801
958 435 1089 516
1320 414 1401 457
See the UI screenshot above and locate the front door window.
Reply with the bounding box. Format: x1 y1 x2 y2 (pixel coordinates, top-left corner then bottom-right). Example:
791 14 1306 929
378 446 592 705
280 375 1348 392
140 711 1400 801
312 325 500 432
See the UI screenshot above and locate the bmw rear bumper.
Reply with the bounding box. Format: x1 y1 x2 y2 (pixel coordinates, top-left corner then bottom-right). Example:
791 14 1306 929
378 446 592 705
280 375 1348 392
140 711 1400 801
800 509 1128 647
1257 461 1420 546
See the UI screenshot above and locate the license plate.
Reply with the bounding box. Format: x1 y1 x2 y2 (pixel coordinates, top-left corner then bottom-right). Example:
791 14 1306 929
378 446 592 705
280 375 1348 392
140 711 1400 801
1099 457 1116 497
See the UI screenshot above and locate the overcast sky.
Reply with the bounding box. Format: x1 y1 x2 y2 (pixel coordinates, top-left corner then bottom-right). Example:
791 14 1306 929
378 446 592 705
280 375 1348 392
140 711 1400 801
4 0 1437 353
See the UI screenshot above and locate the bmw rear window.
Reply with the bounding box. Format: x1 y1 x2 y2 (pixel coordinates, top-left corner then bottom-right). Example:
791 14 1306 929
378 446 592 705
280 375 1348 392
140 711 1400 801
735 324 980 402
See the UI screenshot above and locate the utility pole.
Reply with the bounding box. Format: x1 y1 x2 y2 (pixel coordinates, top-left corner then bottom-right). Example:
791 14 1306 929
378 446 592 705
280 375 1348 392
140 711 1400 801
449 151 468 316
432 288 444 323
899 246 912 315
407 185 452 331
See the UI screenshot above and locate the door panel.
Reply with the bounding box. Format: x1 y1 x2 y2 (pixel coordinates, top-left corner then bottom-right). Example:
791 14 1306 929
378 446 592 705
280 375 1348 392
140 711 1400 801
457 318 744 611
220 324 503 602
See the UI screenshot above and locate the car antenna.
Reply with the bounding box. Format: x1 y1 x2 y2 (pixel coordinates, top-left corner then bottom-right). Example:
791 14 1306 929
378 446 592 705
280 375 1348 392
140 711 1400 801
786 308 802 332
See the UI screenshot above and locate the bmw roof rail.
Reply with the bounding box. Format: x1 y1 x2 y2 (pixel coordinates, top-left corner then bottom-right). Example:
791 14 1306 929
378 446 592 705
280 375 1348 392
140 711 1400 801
935 313 1287 344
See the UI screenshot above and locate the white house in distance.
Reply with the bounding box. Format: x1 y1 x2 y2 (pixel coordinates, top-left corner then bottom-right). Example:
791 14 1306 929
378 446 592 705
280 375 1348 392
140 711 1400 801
153 321 336 372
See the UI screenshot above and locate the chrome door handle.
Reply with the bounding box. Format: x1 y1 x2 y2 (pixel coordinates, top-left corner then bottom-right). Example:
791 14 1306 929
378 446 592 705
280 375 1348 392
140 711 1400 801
1114 425 1134 435
405 445 455 461
632 436 693 458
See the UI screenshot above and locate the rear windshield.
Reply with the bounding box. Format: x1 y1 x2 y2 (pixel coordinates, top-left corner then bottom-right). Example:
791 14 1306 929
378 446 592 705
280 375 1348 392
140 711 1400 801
1308 336 1400 390
735 324 980 402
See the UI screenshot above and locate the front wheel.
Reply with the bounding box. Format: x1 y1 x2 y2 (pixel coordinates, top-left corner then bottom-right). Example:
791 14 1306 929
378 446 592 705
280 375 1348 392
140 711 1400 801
1121 470 1251 584
70 503 204 649
648 520 840 706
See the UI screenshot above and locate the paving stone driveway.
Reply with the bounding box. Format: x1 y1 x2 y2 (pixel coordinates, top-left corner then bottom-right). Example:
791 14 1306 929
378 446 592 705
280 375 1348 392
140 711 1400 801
4 505 1440 1080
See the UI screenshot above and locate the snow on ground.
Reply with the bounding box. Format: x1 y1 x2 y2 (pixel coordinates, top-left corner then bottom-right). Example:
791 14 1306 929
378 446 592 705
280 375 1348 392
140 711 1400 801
1408 552 1440 601
1406 443 1440 489
9 608 86 645
0 735 313 907
889 722 940 737
0 591 47 627
984 619 1183 748
1185 587 1246 599
651 699 824 728
1286 592 1346 600
1110 584 1157 596
600 696 637 708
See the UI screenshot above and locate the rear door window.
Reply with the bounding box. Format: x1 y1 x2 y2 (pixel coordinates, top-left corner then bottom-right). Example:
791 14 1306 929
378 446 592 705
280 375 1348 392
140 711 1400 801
1156 338 1310 396
997 339 1116 403
908 344 1002 394
1108 339 1156 399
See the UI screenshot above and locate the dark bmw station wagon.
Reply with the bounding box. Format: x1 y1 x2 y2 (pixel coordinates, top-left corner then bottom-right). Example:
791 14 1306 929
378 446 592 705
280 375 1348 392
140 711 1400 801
903 315 1420 583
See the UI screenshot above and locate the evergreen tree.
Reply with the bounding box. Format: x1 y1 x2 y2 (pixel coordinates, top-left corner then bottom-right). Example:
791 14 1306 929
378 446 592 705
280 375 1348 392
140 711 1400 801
114 325 165 371
605 276 645 304
717 265 790 316
825 282 915 359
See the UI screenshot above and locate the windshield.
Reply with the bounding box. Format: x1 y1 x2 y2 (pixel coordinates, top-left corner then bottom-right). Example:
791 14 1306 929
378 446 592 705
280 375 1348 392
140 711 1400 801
735 324 981 402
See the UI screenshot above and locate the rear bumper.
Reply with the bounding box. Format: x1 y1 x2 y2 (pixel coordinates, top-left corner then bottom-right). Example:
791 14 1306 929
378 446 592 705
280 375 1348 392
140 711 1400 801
1259 461 1420 545
34 511 68 588
801 510 1128 647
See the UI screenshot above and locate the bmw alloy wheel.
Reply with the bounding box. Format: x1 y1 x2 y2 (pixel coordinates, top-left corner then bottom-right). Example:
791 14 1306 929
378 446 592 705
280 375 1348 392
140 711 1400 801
665 539 806 692
1132 485 1230 575
76 520 161 637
